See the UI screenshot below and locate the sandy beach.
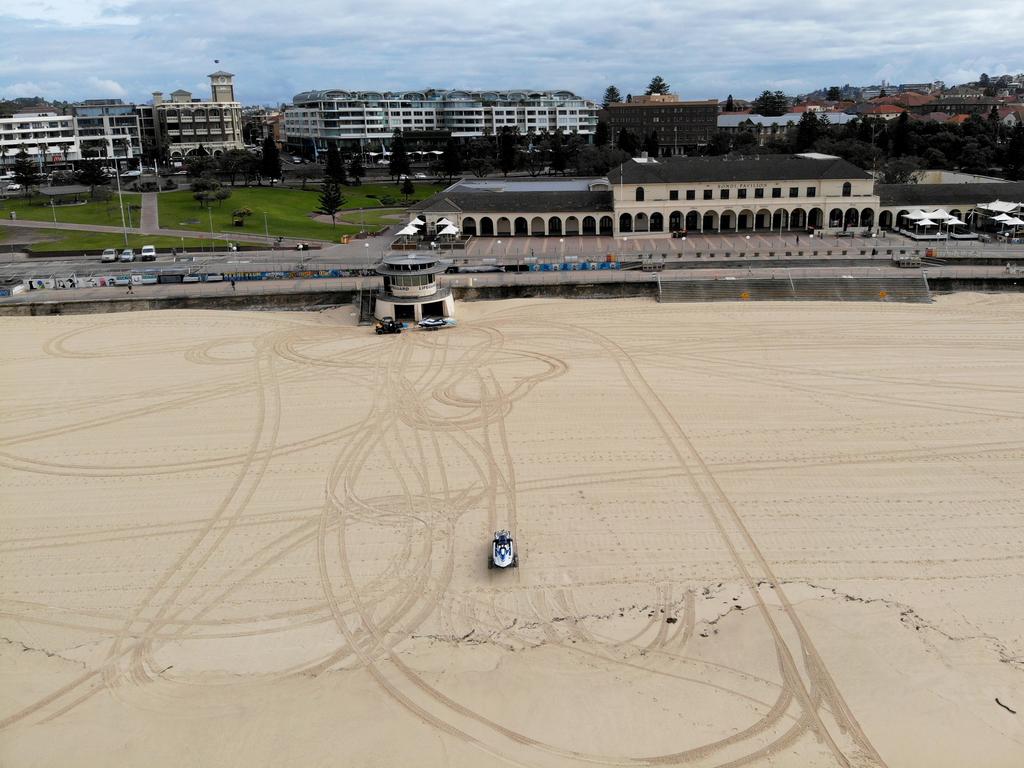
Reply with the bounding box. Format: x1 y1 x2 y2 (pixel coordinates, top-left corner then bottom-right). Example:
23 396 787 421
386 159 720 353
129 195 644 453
1 295 1022 767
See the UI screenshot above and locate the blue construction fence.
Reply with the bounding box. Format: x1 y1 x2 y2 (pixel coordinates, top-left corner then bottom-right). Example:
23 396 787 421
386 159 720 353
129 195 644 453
528 262 620 271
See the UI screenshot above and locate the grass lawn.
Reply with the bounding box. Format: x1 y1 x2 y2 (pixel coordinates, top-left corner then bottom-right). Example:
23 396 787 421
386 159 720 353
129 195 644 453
25 230 261 253
337 207 407 227
157 184 441 240
337 182 445 209
0 193 143 227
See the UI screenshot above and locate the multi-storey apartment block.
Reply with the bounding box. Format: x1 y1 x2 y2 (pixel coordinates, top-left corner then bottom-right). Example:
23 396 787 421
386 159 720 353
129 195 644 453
284 89 599 157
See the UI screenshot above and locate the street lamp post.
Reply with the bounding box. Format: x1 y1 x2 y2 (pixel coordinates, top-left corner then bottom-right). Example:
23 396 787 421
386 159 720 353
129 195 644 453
263 211 270 242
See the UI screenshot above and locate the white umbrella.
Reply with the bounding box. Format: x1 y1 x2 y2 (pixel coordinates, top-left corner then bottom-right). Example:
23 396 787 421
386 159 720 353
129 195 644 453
916 219 937 227
396 225 419 236
904 210 931 220
992 213 1014 222
411 216 425 224
438 224 460 236
944 217 966 226
1004 216 1024 226
926 209 952 220
436 217 454 227
429 150 443 155
978 200 1018 213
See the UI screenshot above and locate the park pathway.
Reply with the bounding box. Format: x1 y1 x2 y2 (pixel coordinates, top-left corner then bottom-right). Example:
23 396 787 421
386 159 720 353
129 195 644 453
140 192 159 232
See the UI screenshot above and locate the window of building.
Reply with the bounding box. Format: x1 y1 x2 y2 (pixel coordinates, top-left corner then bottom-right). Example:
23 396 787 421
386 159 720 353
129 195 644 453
772 188 782 198
703 189 713 200
754 188 764 199
738 188 747 199
686 190 695 200
806 187 816 197
720 189 730 199
669 190 678 200
842 182 852 197
789 187 799 197
635 187 645 202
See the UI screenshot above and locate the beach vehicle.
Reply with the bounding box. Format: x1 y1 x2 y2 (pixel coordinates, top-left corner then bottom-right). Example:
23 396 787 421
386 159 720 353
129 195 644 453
374 317 402 335
417 317 449 331
101 248 118 262
489 530 518 569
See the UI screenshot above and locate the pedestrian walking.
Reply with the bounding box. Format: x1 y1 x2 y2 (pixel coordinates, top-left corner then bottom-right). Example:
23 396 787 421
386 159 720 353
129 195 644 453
126 282 133 295
230 278 236 291
796 235 800 245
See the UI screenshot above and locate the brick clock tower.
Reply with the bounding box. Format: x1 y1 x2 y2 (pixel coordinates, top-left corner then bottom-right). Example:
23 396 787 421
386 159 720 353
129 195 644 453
209 71 236 103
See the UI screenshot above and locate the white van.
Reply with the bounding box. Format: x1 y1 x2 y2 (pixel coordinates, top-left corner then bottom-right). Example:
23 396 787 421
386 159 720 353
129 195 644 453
140 245 157 261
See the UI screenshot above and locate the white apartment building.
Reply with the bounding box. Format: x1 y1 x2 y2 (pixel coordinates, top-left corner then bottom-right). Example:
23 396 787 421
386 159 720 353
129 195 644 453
284 89 598 157
0 112 79 170
72 100 142 166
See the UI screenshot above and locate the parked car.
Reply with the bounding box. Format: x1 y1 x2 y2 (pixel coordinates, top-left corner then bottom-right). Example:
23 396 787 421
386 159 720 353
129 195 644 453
414 173 428 179
119 248 135 262
101 248 118 263
139 245 157 261
291 156 303 164
5 183 22 192
119 169 142 178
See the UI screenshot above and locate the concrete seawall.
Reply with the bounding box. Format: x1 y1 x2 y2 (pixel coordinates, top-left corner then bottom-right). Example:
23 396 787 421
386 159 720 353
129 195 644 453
2 276 1022 316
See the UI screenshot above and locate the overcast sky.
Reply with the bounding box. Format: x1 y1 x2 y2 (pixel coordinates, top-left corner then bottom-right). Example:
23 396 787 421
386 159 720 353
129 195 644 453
2 1 1023 105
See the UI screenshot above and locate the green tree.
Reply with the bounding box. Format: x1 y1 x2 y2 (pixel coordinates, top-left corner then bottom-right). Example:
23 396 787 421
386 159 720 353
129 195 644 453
441 138 462 181
400 176 415 200
794 111 824 152
75 158 108 192
498 127 518 176
878 156 922 184
294 165 318 190
594 120 610 147
388 130 411 179
260 136 281 186
324 143 347 184
1002 124 1024 180
549 130 568 174
12 150 42 194
706 132 732 156
752 90 789 116
642 131 659 156
186 154 217 178
232 207 253 226
616 128 639 155
213 187 232 206
316 179 344 227
826 86 842 102
645 75 671 95
191 176 221 207
217 149 249 186
602 85 622 107
890 111 911 157
347 155 365 185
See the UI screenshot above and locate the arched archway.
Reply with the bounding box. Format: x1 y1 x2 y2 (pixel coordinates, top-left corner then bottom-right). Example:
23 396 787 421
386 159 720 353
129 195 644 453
463 217 477 236
480 217 494 236
808 208 823 229
618 213 633 233
496 216 511 236
771 209 789 230
582 216 597 235
530 216 545 235
635 187 645 202
669 211 682 232
703 211 719 232
634 212 649 232
829 208 843 228
736 209 753 230
548 217 563 236
599 216 614 235
790 208 806 230
755 208 772 230
565 216 579 235
514 217 528 236
685 211 700 231
649 212 664 232
859 209 874 227
879 210 893 229
844 208 859 228
896 210 909 229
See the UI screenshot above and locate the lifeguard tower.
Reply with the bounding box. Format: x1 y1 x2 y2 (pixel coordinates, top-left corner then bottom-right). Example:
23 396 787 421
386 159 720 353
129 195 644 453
373 253 455 322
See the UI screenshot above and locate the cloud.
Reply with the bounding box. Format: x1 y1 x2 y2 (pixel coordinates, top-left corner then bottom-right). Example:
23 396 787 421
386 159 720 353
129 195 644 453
1 1 1023 104
85 76 127 98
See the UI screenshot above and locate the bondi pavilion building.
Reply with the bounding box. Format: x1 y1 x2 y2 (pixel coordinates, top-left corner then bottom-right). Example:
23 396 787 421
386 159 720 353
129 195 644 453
411 154 1024 238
